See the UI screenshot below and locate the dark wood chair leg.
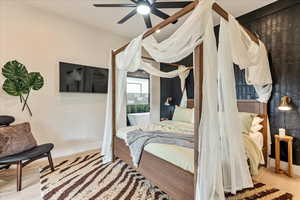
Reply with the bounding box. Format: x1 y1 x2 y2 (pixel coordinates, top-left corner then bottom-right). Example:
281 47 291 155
17 161 22 192
47 152 55 172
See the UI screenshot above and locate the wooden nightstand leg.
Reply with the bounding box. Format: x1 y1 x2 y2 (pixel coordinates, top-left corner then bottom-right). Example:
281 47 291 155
275 138 280 173
288 139 293 177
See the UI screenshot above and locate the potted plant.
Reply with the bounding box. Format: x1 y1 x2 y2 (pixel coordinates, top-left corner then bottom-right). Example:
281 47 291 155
1 60 44 116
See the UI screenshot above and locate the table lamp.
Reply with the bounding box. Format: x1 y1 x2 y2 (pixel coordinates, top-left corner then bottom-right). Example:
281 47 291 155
278 96 292 136
278 96 292 111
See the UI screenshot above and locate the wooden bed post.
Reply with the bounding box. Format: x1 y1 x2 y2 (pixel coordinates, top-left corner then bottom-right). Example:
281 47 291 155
262 103 269 166
193 43 203 193
111 50 116 161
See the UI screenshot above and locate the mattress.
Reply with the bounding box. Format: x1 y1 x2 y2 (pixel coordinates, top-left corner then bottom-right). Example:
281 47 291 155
117 120 195 173
116 120 264 174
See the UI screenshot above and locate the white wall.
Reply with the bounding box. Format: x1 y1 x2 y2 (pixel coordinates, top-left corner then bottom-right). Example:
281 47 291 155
150 62 161 123
142 50 161 123
0 2 128 157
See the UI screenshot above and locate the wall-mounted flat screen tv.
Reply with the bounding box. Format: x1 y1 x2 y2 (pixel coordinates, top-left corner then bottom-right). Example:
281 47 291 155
59 62 109 93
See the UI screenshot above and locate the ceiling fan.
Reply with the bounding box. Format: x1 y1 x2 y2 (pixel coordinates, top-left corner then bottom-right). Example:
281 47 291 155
93 0 193 29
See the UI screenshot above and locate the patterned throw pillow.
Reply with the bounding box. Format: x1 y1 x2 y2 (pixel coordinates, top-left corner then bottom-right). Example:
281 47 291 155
0 134 10 154
0 122 37 158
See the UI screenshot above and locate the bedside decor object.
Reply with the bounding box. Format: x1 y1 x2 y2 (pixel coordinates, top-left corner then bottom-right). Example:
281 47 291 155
279 128 286 137
164 97 173 106
164 97 175 120
278 96 292 111
160 117 169 121
0 116 15 127
1 60 44 116
278 96 291 138
275 135 293 177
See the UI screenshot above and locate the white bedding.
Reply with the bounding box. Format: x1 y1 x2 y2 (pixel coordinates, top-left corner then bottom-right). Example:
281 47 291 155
127 112 151 126
116 120 263 174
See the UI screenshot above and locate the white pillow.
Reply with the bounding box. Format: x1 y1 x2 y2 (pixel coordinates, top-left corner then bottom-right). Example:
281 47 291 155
250 116 264 133
252 116 264 126
238 112 257 134
250 124 263 133
172 106 194 124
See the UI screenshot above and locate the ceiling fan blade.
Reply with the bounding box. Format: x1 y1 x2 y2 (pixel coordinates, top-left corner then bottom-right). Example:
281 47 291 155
93 4 136 8
130 0 138 3
118 9 137 24
143 15 152 29
146 0 157 5
151 8 177 24
153 1 193 8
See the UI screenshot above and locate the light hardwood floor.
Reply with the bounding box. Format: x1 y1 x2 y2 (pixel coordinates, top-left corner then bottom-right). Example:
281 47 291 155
0 150 299 200
0 149 99 200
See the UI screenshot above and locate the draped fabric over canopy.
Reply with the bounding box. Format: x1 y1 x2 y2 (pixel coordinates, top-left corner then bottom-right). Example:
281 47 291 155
178 65 191 107
226 15 272 103
101 0 272 199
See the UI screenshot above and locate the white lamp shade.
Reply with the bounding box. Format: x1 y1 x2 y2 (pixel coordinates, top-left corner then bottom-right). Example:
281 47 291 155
278 96 292 111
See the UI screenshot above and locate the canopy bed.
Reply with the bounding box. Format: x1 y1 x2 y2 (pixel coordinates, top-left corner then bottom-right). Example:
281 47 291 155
101 0 273 199
115 99 268 199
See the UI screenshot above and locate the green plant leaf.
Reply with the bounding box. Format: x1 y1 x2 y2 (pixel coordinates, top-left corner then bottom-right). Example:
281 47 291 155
27 72 44 90
2 79 25 96
2 60 44 117
2 60 28 81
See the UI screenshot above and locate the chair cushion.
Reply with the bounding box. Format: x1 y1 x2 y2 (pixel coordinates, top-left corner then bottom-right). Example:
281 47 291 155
0 116 15 126
0 122 37 158
0 143 54 164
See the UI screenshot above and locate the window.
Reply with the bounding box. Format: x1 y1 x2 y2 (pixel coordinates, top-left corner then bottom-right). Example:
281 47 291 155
127 71 150 114
126 71 151 126
127 77 149 105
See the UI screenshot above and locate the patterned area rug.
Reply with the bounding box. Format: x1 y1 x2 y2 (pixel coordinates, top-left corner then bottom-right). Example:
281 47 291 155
39 152 293 200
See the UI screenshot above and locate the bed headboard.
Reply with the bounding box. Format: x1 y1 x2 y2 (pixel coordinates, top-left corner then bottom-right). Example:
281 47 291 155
187 98 268 165
237 99 266 114
238 100 268 165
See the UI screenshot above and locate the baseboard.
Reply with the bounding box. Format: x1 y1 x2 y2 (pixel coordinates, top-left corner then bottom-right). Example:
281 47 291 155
269 158 300 176
51 140 101 158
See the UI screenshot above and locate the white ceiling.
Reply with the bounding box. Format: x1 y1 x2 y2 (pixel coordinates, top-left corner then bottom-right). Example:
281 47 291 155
19 0 277 40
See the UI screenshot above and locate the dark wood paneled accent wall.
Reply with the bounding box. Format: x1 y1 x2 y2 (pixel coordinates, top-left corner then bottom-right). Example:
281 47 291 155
160 54 193 119
160 0 300 164
236 0 300 164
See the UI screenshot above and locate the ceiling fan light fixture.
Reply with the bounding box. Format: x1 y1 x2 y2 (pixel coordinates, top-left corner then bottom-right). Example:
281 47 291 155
93 1 193 28
137 2 151 15
155 29 161 33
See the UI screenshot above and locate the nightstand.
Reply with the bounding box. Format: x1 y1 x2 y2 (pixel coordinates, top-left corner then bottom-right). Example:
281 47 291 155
275 135 293 177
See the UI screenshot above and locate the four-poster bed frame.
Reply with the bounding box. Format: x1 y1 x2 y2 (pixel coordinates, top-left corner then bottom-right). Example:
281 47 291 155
110 1 267 199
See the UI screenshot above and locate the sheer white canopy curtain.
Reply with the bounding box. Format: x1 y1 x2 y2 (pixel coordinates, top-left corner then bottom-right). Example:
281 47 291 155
101 0 272 199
